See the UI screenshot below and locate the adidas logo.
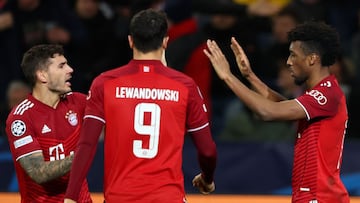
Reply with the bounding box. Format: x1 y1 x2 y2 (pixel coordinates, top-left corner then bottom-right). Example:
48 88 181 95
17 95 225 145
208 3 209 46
41 124 51 134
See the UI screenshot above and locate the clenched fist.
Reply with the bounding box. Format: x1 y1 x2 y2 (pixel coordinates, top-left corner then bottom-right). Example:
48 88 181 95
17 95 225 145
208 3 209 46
192 173 215 195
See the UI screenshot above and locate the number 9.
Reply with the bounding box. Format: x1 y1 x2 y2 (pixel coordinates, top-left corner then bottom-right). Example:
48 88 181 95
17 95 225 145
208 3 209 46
133 103 161 159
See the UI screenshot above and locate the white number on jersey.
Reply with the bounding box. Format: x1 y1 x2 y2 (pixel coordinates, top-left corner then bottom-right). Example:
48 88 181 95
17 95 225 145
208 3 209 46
133 103 161 159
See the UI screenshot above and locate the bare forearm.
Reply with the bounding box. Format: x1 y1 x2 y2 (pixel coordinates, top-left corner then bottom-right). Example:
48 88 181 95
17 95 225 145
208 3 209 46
246 74 287 101
19 153 73 184
224 74 276 120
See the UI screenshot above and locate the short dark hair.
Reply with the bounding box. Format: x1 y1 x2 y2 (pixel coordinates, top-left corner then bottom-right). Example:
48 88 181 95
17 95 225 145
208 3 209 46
21 44 64 87
129 9 168 53
288 21 341 67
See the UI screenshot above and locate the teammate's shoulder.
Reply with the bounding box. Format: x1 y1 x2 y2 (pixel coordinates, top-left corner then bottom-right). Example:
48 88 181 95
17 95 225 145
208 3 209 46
65 91 86 99
316 75 343 95
91 66 125 84
100 65 130 77
9 98 35 117
63 92 87 105
164 66 195 83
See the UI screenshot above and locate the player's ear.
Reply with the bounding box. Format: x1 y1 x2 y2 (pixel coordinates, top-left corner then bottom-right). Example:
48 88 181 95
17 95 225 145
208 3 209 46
36 70 47 83
308 53 319 66
128 35 134 49
162 36 169 49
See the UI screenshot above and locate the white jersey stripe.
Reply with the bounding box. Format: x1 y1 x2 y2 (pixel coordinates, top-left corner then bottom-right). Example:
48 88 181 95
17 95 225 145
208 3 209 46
187 122 209 132
14 99 29 114
84 115 106 123
14 100 34 115
14 99 34 115
295 98 310 121
15 150 42 161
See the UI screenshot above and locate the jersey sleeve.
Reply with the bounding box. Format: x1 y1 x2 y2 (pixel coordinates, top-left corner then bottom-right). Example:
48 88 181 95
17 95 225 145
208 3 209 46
84 76 105 122
186 81 210 132
5 112 42 161
295 85 341 120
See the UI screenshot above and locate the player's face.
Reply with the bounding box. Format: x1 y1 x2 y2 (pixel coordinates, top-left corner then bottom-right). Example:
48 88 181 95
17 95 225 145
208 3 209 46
45 54 73 94
286 41 310 86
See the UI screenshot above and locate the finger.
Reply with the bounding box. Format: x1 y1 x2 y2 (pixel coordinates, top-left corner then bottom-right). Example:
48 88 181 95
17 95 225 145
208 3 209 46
207 40 222 57
231 37 247 61
230 37 241 54
232 37 246 57
203 49 211 58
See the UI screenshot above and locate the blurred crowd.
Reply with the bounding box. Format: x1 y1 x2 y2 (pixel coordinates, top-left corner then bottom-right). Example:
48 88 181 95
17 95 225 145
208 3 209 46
1 0 360 141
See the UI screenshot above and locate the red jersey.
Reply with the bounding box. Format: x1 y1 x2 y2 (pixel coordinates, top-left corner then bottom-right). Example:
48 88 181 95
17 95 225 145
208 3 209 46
85 60 210 202
5 93 92 203
293 75 349 203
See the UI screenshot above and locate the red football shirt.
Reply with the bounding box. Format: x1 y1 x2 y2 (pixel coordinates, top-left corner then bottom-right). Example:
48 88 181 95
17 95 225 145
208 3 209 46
293 75 349 203
85 59 210 202
5 93 92 203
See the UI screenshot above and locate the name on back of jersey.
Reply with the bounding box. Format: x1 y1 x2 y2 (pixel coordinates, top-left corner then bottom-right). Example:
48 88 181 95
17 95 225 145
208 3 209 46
116 87 179 102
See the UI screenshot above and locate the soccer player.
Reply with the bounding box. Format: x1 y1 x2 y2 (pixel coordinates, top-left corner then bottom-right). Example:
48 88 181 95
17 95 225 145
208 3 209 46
5 44 92 203
64 9 217 203
204 21 349 202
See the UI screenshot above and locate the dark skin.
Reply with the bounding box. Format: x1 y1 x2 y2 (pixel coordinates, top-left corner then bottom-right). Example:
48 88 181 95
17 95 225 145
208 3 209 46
203 37 330 121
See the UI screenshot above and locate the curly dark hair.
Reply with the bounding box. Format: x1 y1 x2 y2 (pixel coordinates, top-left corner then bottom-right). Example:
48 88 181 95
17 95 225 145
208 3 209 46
21 44 64 87
287 21 341 67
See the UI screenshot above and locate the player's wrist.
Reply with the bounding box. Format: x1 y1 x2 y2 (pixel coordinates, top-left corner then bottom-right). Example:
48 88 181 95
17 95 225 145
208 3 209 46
201 173 214 185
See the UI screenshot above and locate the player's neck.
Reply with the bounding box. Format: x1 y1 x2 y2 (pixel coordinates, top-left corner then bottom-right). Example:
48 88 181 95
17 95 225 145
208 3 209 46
133 49 162 61
306 67 331 89
32 87 61 109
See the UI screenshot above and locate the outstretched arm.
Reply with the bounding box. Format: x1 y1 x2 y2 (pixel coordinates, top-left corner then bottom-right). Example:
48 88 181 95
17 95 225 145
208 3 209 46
203 39 306 121
230 37 287 102
19 152 73 184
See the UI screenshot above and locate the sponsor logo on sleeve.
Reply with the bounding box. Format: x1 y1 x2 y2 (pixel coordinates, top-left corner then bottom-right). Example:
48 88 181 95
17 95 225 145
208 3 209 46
307 90 327 105
14 135 33 148
11 120 26 137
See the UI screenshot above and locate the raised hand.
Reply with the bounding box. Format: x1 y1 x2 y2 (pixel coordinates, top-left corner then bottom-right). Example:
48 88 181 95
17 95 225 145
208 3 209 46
192 173 215 195
203 39 232 80
230 37 253 78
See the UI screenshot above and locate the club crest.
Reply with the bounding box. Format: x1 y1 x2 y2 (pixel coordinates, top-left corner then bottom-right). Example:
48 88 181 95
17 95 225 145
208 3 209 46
65 110 78 126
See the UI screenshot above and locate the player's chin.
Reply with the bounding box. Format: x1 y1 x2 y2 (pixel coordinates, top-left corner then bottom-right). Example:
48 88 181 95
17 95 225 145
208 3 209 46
62 86 72 94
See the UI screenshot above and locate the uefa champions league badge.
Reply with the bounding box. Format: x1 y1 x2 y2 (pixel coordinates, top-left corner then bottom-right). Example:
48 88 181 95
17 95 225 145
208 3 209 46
11 120 26 137
65 110 78 126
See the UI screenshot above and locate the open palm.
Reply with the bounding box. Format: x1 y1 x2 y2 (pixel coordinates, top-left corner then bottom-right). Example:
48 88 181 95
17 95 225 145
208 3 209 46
203 39 231 80
230 37 253 78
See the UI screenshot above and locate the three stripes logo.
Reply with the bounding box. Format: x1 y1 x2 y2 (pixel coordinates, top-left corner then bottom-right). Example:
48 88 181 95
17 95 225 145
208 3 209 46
13 99 34 115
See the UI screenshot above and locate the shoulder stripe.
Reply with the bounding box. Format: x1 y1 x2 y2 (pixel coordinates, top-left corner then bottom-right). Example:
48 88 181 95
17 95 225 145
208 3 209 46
14 99 34 115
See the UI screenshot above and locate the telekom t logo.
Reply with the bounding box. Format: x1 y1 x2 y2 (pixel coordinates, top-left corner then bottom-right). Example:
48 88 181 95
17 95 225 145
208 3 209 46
49 143 74 161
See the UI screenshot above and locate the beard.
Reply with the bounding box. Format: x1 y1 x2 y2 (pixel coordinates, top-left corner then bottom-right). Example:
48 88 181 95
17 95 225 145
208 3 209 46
49 84 72 95
294 76 307 86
